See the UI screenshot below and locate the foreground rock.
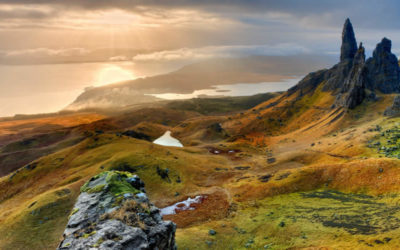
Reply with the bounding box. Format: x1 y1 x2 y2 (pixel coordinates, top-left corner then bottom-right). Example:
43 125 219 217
58 171 176 250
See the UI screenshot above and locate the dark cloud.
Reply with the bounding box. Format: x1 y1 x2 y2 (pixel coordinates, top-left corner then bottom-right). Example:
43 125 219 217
0 0 399 29
0 0 399 62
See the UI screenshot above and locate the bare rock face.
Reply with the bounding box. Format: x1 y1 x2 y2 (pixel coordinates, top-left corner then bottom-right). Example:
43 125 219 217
384 95 400 116
58 171 176 250
340 18 358 62
322 19 357 92
366 38 400 93
288 19 359 97
322 59 354 92
287 69 329 96
334 43 367 108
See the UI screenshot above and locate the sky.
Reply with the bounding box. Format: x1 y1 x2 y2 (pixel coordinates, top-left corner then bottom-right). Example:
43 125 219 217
0 0 399 65
0 1 400 117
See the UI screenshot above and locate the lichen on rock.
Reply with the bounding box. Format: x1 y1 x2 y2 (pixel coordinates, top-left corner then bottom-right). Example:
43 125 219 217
58 171 176 250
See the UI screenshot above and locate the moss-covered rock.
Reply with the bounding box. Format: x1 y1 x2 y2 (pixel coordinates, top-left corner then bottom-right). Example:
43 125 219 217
58 171 176 250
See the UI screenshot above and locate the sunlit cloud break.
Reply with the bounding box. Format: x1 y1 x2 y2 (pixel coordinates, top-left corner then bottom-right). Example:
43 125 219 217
132 44 311 62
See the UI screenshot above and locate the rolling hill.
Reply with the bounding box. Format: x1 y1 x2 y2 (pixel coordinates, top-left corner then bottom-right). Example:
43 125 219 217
2 19 400 250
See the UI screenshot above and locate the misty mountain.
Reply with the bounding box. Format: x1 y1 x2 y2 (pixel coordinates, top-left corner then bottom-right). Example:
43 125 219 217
65 54 336 111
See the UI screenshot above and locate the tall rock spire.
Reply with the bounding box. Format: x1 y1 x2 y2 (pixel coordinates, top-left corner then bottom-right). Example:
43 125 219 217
340 18 358 61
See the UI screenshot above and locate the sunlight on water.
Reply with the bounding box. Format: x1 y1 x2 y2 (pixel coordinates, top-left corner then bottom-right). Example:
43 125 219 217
148 78 301 100
153 131 183 147
0 62 144 117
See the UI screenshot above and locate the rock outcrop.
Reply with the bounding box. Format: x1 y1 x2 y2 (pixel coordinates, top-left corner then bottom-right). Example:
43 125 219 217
288 19 359 95
334 43 367 109
323 18 358 92
366 38 400 93
384 95 400 116
58 171 176 250
340 18 358 62
287 69 329 96
287 18 400 110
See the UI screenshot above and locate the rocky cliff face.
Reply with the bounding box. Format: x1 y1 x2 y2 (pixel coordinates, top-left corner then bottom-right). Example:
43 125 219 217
288 18 400 109
366 38 400 93
58 171 176 250
334 43 367 109
322 18 358 92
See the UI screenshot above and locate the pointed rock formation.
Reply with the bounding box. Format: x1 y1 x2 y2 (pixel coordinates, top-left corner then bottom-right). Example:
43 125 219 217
366 37 400 93
334 43 367 108
288 19 359 94
340 18 358 62
323 18 357 91
285 18 400 111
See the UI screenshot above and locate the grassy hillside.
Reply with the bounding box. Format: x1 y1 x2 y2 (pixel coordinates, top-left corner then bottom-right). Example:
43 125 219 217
165 93 280 115
2 88 400 249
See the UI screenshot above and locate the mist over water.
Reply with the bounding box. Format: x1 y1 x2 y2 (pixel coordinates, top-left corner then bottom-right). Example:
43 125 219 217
0 61 301 117
0 62 178 117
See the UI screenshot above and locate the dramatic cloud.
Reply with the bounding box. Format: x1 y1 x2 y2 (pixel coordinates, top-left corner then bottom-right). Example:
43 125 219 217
0 0 399 29
0 1 398 63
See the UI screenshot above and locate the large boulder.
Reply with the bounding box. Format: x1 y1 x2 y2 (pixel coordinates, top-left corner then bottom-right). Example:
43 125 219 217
366 38 400 93
58 171 176 250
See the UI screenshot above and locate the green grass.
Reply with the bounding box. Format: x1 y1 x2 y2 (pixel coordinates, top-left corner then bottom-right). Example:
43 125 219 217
0 134 235 249
0 187 77 250
176 190 400 249
1 131 70 153
3 103 400 250
367 118 400 158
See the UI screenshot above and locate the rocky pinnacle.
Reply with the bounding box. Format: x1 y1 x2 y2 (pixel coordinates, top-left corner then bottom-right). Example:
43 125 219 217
340 18 358 61
366 37 400 93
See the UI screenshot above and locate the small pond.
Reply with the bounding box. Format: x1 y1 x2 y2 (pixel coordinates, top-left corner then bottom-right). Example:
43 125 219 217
160 195 205 216
153 131 183 147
